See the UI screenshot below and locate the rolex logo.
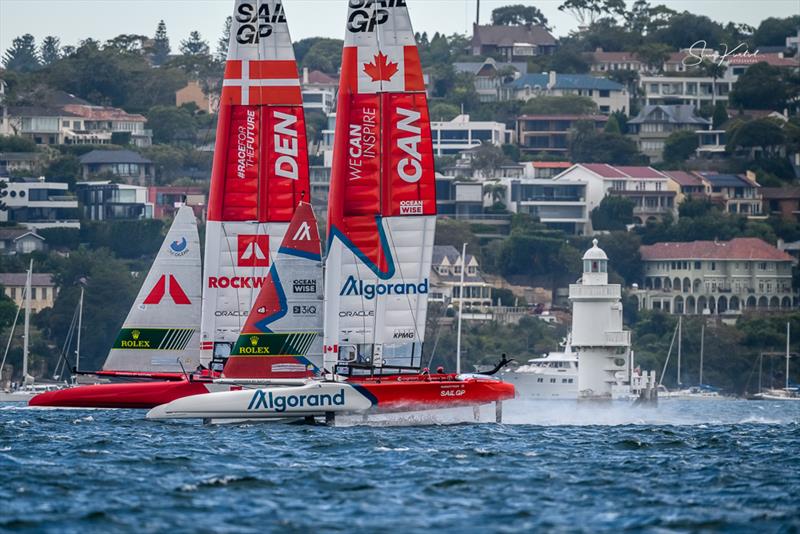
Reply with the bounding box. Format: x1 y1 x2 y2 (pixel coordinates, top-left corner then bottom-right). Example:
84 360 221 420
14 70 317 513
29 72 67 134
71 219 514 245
250 336 259 347
132 330 141 340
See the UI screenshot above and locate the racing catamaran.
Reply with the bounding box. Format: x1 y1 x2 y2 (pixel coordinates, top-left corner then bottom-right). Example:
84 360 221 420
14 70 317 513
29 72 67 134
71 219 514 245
31 0 313 409
147 0 514 423
28 206 213 407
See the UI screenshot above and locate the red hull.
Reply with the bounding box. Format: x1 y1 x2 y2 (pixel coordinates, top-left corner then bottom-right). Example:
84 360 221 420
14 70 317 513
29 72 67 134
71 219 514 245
28 380 212 409
349 374 516 412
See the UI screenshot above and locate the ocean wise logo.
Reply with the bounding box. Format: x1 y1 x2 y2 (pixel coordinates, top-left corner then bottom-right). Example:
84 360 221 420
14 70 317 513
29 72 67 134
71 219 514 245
340 275 428 300
169 237 189 256
247 389 346 412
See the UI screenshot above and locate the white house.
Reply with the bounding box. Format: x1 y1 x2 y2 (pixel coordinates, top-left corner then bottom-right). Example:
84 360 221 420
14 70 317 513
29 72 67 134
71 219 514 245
553 164 676 226
501 71 629 114
0 177 80 229
430 114 512 156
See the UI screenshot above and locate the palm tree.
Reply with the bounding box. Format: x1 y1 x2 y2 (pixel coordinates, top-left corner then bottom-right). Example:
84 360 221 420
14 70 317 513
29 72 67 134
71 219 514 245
702 60 728 108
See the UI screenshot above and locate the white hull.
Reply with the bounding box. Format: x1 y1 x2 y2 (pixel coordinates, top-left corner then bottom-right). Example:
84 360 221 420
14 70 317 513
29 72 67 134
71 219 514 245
0 392 36 402
501 371 578 400
147 381 374 420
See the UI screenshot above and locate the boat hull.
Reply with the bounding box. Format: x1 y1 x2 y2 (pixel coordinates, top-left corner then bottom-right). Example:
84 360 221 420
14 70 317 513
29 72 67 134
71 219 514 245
147 376 515 420
28 380 217 409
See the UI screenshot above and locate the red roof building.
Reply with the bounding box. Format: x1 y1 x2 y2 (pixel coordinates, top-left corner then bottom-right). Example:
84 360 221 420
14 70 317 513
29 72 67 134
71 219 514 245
635 238 796 315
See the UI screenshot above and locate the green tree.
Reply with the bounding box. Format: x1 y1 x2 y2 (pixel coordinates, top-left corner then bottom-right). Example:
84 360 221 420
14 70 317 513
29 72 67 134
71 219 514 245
491 5 550 29
39 36 61 66
299 38 344 74
636 43 671 73
663 130 699 163
558 0 627 26
711 101 728 129
604 114 621 134
216 16 232 62
179 31 210 56
0 135 37 152
521 95 597 115
434 219 481 261
650 13 726 50
727 118 786 155
151 20 171 66
569 121 643 164
595 231 642 284
428 102 461 121
44 155 81 188
752 16 800 47
591 195 634 231
730 63 794 111
3 34 41 72
471 144 510 177
146 106 198 145
105 34 149 53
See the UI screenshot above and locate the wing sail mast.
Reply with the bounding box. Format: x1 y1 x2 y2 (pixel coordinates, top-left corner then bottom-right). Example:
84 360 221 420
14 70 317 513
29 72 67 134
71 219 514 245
202 0 311 366
323 1 437 375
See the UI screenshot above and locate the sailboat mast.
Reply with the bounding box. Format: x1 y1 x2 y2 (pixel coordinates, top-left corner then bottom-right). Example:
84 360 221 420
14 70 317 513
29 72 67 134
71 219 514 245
456 243 467 374
76 287 84 373
676 315 682 387
22 260 32 383
699 323 704 386
786 322 790 390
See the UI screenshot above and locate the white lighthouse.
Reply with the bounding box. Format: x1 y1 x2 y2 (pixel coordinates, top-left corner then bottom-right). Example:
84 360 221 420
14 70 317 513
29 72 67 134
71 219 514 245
569 239 632 400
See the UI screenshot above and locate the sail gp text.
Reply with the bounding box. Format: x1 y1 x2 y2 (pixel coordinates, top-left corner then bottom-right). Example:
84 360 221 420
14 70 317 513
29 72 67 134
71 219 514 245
247 389 346 412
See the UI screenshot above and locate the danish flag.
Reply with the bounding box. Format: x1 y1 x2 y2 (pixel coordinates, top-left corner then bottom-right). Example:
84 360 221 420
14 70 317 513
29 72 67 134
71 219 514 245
238 235 270 267
143 275 191 305
221 60 302 106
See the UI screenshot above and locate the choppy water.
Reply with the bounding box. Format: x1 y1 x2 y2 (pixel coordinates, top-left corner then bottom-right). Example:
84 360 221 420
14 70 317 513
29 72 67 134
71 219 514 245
1 400 798 533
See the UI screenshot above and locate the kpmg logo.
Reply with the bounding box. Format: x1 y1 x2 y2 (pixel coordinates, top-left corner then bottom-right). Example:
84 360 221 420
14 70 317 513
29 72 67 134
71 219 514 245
247 389 346 412
169 237 189 256
339 275 428 300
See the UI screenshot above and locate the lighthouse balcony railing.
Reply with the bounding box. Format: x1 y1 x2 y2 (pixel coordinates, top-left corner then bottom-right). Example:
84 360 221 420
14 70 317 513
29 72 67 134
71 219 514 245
604 331 630 346
569 284 621 299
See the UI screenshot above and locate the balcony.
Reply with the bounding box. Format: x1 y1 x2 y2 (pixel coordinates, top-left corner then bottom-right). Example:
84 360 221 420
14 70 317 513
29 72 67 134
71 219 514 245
605 331 631 346
569 284 621 299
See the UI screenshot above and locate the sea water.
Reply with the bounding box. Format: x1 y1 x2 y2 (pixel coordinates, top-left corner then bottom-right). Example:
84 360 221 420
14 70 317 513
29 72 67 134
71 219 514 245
1 400 798 532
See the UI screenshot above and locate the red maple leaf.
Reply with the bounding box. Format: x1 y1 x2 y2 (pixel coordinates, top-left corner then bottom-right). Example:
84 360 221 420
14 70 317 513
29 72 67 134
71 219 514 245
363 52 400 82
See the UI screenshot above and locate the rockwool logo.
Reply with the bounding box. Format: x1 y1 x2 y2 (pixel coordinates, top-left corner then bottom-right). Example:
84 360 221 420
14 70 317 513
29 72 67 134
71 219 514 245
238 235 269 267
339 275 428 300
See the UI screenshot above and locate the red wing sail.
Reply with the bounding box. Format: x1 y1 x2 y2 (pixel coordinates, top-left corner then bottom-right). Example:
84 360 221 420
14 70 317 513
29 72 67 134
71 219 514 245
224 202 323 379
202 0 311 364
323 2 437 371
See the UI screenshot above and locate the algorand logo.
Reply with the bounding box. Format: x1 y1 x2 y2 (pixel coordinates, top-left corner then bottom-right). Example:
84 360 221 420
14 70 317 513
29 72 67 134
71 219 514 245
247 389 346 412
340 275 428 300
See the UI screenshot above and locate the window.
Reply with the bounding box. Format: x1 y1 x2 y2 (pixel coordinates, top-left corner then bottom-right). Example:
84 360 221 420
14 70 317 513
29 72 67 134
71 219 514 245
537 378 543 383
550 378 556 383
568 378 574 383
695 262 701 269
31 288 36 300
599 90 610 98
9 288 15 300
562 378 569 383
710 262 716 271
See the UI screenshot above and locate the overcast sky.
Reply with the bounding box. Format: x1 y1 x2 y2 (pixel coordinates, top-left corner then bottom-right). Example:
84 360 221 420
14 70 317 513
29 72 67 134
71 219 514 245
1 0 798 55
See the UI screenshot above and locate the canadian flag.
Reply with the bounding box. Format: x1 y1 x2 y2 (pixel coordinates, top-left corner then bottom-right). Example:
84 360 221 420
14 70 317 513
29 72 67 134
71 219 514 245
351 45 425 94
